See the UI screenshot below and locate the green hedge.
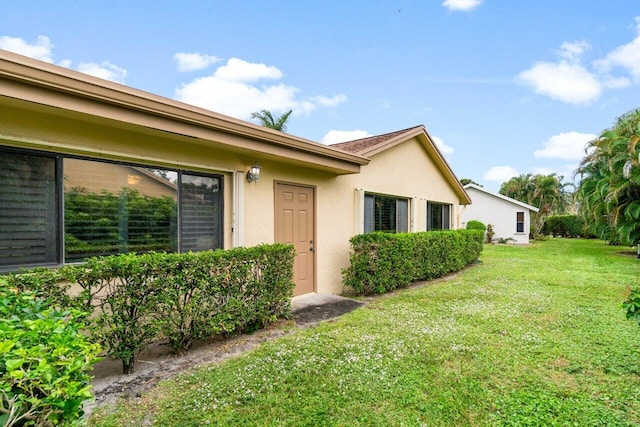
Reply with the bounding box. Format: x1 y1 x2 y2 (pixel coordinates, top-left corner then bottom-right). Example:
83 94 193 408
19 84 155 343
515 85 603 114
343 229 484 295
7 243 295 374
465 220 486 231
0 282 101 426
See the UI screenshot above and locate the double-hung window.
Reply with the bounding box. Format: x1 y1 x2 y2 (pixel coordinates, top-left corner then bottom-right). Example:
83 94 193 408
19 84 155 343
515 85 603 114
516 211 525 233
427 201 451 231
0 148 224 271
363 193 408 233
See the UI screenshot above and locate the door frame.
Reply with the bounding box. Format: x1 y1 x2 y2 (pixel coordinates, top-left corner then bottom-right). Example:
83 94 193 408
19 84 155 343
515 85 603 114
274 180 317 295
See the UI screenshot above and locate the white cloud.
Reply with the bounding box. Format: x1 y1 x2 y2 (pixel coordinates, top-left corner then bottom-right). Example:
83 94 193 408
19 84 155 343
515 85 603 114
0 35 53 62
593 17 640 81
558 40 590 61
214 58 282 82
518 60 601 104
175 57 347 120
602 75 631 89
483 166 519 182
322 130 371 145
0 35 127 83
533 131 597 161
174 52 221 72
442 0 482 12
431 135 454 155
76 61 127 83
519 18 640 104
310 94 348 107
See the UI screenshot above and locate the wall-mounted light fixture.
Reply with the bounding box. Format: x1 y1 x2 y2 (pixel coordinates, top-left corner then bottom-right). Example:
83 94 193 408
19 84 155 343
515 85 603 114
246 163 261 183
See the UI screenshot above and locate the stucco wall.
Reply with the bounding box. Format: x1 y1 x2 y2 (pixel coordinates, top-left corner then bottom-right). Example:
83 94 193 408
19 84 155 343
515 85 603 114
460 188 531 244
1 99 465 296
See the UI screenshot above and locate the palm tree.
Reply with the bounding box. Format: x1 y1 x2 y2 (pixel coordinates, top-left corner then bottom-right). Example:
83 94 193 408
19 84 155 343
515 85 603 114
576 109 640 247
250 109 293 132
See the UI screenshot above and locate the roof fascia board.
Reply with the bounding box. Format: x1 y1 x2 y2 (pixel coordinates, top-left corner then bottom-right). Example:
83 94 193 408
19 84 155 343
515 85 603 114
0 50 368 170
464 183 540 212
357 126 426 157
358 125 471 205
419 129 471 205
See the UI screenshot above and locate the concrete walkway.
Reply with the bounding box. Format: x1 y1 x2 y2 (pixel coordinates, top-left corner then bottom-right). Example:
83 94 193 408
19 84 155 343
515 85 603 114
292 293 365 325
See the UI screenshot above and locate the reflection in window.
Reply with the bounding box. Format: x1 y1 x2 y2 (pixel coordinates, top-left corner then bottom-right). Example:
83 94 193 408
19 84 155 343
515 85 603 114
0 147 225 271
64 159 179 261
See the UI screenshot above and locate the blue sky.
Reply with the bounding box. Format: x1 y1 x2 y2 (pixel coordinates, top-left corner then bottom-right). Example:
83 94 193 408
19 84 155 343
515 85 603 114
2 0 640 191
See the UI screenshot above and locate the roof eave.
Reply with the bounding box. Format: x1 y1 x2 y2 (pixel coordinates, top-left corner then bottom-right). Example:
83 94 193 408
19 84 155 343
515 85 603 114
464 184 540 211
0 49 369 172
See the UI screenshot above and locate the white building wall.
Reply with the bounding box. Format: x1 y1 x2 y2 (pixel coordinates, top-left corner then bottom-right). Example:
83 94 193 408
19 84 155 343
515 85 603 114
460 187 532 244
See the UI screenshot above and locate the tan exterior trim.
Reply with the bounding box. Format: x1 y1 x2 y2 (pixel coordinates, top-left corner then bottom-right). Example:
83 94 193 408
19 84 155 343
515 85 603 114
0 49 369 174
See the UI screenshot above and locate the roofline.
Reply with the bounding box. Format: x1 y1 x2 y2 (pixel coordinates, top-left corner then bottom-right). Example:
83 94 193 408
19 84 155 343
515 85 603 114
332 125 471 205
463 183 540 212
0 49 369 170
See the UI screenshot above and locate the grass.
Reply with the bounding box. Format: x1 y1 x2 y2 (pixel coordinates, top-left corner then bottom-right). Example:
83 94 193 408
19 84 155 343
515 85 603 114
88 239 640 426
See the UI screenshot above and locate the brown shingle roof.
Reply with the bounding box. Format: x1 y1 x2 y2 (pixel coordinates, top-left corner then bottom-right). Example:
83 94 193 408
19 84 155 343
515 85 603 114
329 125 424 154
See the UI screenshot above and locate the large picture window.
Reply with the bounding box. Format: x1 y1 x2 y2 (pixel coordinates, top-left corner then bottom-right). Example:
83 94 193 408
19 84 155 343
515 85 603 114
364 193 408 233
0 148 223 271
427 202 451 231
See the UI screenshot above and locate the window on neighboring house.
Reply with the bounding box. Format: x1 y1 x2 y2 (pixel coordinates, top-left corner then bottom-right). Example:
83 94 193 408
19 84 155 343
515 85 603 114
427 202 451 231
0 148 224 271
364 193 408 233
516 211 525 233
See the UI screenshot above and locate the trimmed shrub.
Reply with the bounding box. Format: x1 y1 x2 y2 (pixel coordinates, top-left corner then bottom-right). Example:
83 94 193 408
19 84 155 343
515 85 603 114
343 229 483 295
466 220 486 231
8 243 295 374
0 282 101 426
542 215 587 238
154 244 295 353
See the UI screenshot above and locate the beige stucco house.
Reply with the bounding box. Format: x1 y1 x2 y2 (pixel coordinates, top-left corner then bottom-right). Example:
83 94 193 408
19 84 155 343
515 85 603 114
460 183 538 244
0 49 470 296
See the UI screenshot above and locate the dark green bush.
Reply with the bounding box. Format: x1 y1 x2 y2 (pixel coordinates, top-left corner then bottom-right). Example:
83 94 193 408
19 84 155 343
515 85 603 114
343 229 484 295
8 244 295 374
0 282 101 426
542 215 587 238
466 220 486 231
154 244 295 353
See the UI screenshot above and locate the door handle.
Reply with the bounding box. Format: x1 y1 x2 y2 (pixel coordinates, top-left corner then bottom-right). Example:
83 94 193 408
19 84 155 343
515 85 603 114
310 246 314 252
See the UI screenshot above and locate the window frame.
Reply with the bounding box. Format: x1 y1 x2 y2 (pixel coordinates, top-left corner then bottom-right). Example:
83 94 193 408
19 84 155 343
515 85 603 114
427 201 452 231
516 211 525 233
363 192 409 234
0 146 225 272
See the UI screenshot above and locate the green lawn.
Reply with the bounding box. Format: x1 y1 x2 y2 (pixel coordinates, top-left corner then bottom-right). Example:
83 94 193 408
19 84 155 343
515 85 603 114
88 239 640 426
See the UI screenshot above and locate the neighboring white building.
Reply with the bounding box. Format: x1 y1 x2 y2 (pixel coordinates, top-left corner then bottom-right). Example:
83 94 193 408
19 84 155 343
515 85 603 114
460 183 539 244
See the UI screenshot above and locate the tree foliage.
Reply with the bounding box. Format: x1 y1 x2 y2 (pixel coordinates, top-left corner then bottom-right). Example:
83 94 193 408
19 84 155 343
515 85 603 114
499 173 572 235
576 109 640 245
460 178 481 186
250 109 293 132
